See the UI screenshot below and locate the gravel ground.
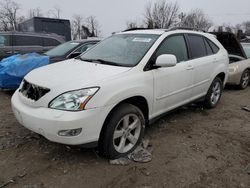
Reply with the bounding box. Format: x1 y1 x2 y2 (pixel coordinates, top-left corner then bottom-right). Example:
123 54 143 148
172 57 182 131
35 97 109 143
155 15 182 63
0 87 250 188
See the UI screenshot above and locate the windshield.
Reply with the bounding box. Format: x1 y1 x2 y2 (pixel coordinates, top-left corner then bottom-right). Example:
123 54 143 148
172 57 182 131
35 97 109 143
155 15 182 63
80 34 159 67
242 44 250 58
45 41 80 57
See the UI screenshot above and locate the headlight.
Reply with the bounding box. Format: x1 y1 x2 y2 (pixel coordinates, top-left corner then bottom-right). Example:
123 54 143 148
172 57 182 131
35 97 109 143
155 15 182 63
49 87 99 111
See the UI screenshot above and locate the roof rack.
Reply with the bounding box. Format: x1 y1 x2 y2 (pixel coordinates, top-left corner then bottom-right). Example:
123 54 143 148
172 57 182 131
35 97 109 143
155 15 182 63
122 28 148 32
122 27 206 33
168 27 206 33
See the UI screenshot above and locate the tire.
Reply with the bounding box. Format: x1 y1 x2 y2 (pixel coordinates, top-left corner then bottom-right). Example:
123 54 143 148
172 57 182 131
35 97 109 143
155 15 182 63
238 69 250 90
204 77 223 109
98 103 145 159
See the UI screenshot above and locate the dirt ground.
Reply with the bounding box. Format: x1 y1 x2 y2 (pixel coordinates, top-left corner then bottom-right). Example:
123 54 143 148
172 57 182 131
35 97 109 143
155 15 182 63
0 87 250 188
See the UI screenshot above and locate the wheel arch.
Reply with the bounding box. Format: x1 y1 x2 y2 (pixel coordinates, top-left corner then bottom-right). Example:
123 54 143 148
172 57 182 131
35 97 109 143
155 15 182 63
216 72 226 84
98 96 149 143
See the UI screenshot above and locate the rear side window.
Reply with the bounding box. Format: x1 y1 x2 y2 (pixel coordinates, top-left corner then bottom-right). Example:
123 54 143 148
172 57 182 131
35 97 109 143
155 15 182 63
14 35 43 46
188 35 207 59
155 35 188 63
206 39 219 54
0 35 10 46
204 38 214 55
43 38 61 47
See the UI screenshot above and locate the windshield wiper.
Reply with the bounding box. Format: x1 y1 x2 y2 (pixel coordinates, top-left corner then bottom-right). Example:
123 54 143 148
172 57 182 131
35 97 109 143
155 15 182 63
92 59 121 66
77 57 133 67
76 57 93 62
78 57 125 67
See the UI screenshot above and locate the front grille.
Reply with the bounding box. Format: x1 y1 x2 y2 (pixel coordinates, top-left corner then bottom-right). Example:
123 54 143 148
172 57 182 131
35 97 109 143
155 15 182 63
19 80 50 101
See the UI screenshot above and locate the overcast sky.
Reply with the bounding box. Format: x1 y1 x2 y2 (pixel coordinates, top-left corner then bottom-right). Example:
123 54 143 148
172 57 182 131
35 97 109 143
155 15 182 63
16 0 250 37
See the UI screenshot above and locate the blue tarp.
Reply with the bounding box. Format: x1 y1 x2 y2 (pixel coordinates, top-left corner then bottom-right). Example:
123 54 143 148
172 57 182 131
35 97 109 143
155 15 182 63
0 53 49 89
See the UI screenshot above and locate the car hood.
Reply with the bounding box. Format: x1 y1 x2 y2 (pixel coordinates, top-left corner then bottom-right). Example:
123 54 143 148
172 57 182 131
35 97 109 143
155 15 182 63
24 59 131 90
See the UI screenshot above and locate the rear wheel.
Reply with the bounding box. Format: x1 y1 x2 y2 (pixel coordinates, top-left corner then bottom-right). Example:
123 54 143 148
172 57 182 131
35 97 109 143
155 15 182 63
204 77 223 108
99 103 145 159
238 69 250 90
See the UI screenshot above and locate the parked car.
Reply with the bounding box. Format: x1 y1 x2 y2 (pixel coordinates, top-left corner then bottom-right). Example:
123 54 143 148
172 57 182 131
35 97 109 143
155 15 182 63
45 39 100 63
11 28 229 159
228 54 250 89
242 43 250 58
0 39 100 90
0 31 65 60
211 32 250 89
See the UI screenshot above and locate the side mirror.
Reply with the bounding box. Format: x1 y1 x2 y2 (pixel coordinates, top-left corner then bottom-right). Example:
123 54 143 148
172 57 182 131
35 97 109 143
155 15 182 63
155 54 177 68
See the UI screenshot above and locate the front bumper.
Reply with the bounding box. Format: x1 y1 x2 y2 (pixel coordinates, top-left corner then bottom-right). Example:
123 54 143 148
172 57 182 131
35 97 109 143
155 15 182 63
11 91 113 145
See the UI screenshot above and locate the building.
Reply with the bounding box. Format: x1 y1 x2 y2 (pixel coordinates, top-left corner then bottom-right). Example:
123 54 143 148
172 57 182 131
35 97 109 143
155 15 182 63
18 17 71 41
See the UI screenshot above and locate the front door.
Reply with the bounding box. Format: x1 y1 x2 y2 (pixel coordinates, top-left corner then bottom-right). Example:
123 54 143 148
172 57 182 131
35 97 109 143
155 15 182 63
151 34 193 117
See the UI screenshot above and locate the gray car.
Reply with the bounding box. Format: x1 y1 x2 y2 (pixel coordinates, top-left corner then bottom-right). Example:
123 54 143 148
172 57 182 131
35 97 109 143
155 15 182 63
45 39 100 63
0 31 65 60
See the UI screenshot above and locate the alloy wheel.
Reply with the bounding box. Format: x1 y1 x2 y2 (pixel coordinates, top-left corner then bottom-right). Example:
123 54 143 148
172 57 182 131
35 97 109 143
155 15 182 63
241 71 250 88
210 81 221 105
113 114 141 153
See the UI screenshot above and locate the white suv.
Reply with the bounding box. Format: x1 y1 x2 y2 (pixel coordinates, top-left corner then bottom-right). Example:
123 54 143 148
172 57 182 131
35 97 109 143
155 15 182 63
11 29 229 159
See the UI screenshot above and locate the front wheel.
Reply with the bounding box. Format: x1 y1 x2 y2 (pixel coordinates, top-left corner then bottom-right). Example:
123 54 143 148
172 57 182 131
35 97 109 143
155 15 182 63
98 103 145 159
204 77 223 109
238 69 250 90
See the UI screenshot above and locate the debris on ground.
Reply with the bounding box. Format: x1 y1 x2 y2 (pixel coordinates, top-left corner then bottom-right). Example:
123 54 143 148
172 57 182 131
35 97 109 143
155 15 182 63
0 179 15 188
242 106 250 112
109 157 131 166
109 139 153 165
139 167 151 176
206 155 218 161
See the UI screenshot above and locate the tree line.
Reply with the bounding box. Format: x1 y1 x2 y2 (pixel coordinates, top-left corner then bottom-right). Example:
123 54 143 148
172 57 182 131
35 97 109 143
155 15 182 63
0 0 100 39
126 0 250 35
0 0 250 39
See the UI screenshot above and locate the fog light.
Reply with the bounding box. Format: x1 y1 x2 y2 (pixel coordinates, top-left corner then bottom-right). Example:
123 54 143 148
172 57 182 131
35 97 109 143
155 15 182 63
58 128 82 137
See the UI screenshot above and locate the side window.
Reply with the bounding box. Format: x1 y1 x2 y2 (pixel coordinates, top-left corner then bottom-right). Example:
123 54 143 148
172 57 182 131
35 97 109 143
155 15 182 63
0 35 10 46
43 38 61 47
154 35 188 63
188 35 207 59
206 39 219 54
14 35 43 46
204 38 214 55
75 43 95 53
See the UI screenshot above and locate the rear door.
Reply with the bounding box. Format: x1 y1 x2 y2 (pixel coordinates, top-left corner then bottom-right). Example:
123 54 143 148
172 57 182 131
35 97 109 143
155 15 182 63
152 34 193 116
186 34 218 99
13 35 44 54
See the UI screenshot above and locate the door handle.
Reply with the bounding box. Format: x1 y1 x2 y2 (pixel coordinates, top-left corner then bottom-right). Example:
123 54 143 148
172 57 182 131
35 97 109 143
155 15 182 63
186 65 194 70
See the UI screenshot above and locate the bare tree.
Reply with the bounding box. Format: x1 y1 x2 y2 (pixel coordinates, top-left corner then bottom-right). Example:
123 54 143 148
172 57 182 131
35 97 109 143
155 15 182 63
126 19 144 30
28 7 43 19
71 14 84 39
180 9 212 30
0 0 22 31
47 5 62 18
84 16 101 37
242 21 250 35
144 0 179 29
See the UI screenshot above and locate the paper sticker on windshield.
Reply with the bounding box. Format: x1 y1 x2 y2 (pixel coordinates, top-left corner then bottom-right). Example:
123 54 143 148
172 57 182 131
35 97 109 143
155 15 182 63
70 42 80 45
132 38 152 43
